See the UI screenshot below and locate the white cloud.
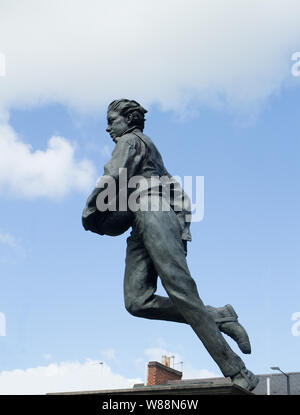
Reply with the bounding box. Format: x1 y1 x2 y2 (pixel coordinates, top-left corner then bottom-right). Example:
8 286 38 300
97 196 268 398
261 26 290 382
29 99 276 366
0 121 95 198
0 0 300 115
1 1 299 198
0 359 141 395
0 231 17 248
0 348 220 394
0 229 27 261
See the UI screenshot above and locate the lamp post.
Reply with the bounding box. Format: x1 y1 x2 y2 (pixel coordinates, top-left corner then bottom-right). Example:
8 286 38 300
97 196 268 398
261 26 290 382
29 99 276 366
270 366 291 395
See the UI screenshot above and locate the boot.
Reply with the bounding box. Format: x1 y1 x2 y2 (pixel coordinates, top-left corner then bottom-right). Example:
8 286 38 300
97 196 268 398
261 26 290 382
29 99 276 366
213 304 251 354
231 367 259 392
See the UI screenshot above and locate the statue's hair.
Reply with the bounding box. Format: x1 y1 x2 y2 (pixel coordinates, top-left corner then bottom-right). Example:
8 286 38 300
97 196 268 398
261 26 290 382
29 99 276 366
107 99 147 131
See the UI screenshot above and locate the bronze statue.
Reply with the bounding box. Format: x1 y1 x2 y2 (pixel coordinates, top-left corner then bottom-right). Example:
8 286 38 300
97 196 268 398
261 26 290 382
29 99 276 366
82 99 258 391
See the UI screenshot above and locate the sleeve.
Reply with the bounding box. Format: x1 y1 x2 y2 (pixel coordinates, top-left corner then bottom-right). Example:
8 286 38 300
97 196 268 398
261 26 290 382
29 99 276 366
82 137 141 234
81 186 104 233
97 139 140 188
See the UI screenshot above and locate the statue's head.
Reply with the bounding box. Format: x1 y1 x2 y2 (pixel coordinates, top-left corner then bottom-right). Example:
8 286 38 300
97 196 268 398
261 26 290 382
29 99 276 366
106 99 147 141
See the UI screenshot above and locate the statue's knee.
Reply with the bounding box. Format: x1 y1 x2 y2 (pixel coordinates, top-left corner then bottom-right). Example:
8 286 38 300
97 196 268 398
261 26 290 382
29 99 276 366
125 300 143 317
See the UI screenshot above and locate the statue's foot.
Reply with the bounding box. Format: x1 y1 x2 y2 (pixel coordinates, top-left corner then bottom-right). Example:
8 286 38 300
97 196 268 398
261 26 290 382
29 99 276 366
231 367 259 392
217 304 251 354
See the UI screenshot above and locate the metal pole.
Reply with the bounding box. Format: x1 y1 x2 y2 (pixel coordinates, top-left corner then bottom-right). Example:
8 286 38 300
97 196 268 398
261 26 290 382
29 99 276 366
270 367 290 395
286 374 291 396
266 377 271 395
278 369 290 395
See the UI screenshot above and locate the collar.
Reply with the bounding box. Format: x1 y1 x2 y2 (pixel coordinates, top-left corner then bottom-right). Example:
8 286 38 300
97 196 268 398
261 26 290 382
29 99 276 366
114 127 141 144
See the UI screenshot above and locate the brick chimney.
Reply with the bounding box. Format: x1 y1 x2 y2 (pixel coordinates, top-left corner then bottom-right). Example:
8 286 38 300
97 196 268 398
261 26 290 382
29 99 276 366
147 361 182 386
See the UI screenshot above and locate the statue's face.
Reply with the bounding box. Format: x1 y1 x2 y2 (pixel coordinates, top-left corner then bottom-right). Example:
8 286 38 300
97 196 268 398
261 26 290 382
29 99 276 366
106 110 129 142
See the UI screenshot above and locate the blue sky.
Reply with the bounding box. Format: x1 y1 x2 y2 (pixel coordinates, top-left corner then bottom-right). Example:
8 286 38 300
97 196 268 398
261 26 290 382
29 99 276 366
0 0 300 394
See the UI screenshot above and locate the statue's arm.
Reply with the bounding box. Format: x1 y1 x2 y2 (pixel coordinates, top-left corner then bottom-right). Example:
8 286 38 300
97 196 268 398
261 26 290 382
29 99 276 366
96 139 139 189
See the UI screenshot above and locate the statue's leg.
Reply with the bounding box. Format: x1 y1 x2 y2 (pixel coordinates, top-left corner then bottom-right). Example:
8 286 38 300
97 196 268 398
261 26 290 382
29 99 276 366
124 231 235 323
133 204 246 378
124 230 251 353
124 231 223 322
124 230 186 322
